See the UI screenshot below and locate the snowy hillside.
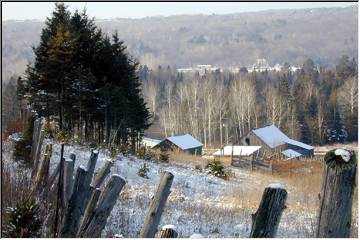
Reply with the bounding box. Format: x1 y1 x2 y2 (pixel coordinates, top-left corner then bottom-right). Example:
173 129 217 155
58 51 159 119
48 142 318 238
2 139 357 237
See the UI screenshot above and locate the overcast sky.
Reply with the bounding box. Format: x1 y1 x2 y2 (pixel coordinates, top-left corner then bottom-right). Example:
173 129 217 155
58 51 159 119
2 2 357 21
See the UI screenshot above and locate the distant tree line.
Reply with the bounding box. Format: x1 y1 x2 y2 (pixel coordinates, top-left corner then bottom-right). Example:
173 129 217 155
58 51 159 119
140 56 357 147
16 3 150 151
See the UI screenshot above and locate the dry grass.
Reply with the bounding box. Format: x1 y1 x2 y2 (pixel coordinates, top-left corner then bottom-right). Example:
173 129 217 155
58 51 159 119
1 165 32 209
169 151 208 168
273 158 322 173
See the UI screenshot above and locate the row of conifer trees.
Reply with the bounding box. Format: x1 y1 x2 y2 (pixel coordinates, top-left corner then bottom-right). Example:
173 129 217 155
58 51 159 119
17 3 151 151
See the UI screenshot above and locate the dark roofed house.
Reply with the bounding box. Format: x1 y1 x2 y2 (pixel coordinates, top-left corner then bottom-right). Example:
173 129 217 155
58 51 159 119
239 124 314 158
153 134 203 156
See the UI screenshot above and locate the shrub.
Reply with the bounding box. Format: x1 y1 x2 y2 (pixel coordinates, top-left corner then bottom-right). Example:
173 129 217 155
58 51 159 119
56 129 67 143
119 143 130 156
195 164 202 172
12 138 32 168
137 146 147 159
109 145 118 159
205 159 228 179
144 149 157 161
12 115 35 168
43 122 53 138
2 197 42 238
158 150 170 163
138 163 150 179
89 142 98 149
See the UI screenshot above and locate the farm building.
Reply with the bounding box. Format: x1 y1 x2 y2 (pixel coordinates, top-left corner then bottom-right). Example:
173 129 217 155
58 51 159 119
153 134 203 156
239 124 314 158
141 136 161 148
213 145 262 161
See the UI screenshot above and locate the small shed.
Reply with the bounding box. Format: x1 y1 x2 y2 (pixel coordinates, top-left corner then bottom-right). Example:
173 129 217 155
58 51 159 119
213 145 262 161
141 137 161 148
153 134 203 156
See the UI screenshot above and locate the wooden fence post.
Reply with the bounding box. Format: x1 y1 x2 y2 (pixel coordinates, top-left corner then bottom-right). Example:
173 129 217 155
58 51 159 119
316 149 356 238
32 143 52 194
250 183 287 238
140 171 174 238
30 118 41 166
61 166 88 237
63 157 75 205
86 149 99 185
80 175 126 238
32 128 44 179
159 225 178 238
54 143 65 237
69 152 76 163
77 187 102 237
91 159 114 188
82 150 99 210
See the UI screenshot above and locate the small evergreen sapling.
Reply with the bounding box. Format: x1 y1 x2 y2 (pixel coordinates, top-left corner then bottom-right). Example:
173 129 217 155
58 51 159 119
158 150 170 163
205 159 228 179
2 197 42 238
138 163 150 179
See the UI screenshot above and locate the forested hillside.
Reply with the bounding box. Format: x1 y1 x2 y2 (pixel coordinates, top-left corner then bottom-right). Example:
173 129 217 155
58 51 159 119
2 6 357 82
140 57 358 146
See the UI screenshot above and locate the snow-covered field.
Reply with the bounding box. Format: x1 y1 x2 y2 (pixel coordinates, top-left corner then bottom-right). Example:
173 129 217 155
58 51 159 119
2 138 358 238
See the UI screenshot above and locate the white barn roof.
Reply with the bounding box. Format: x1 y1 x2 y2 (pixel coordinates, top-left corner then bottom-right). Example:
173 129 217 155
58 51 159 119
282 149 303 159
252 125 314 150
142 137 161 148
213 145 261 156
165 134 203 150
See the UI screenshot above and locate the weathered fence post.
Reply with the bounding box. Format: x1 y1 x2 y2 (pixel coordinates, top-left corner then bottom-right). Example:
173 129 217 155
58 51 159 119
86 149 99 184
61 166 88 237
30 118 41 168
316 149 356 238
32 143 52 194
250 183 287 238
140 171 174 238
63 157 75 205
31 126 45 179
159 225 178 238
54 143 65 237
82 150 99 210
91 159 114 188
250 158 254 171
77 187 102 237
80 175 126 238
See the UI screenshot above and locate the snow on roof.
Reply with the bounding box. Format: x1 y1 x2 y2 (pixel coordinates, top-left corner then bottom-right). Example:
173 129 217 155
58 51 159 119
285 139 314 150
282 149 303 159
252 124 314 150
142 137 161 143
213 146 261 156
165 134 203 150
